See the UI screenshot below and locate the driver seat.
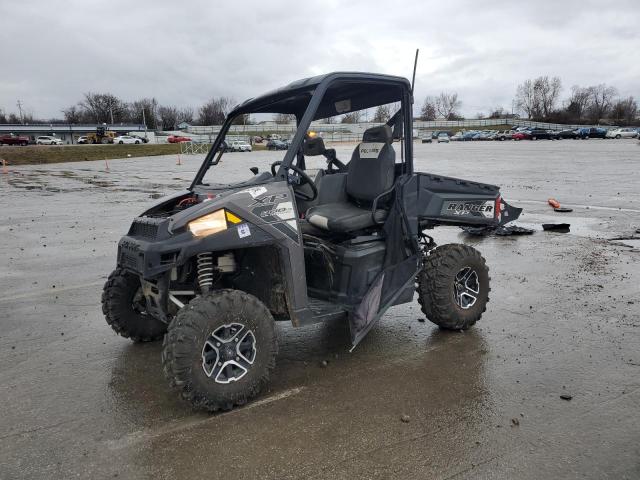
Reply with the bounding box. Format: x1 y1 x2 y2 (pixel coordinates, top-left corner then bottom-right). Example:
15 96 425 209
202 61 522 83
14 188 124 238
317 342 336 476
306 125 395 233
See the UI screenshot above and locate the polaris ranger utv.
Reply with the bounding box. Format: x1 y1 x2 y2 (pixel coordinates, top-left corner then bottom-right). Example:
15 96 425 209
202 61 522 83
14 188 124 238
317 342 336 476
102 72 521 411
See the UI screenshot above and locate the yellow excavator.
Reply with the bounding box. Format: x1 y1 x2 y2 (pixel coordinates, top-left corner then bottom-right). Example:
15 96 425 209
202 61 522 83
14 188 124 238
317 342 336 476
86 126 116 144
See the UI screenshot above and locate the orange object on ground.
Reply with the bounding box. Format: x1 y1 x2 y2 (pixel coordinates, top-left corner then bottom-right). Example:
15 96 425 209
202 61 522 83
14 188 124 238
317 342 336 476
548 198 561 209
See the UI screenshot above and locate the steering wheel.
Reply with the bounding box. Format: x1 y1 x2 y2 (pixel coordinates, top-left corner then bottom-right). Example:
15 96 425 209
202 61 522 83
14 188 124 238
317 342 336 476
270 161 318 201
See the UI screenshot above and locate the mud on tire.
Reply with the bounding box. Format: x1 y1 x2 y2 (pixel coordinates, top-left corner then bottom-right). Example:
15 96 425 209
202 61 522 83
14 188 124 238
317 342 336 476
162 289 278 412
416 244 490 330
102 268 167 342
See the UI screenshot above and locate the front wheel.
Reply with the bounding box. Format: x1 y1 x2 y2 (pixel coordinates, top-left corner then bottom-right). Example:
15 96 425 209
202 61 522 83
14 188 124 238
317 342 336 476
162 290 278 412
102 268 167 342
416 244 490 330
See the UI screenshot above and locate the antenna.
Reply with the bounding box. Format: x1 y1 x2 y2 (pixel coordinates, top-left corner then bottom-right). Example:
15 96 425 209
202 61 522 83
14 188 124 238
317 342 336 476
411 49 419 94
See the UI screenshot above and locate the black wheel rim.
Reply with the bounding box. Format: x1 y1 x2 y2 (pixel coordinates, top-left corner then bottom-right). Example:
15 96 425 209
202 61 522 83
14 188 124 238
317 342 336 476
202 323 256 384
454 267 479 309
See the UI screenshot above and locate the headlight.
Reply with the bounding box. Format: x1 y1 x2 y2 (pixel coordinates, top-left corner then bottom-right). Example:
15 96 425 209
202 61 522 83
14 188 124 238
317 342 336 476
188 209 227 237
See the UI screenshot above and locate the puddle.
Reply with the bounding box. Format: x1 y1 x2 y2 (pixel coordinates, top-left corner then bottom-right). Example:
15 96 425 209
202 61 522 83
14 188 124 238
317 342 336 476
611 238 640 249
514 212 606 239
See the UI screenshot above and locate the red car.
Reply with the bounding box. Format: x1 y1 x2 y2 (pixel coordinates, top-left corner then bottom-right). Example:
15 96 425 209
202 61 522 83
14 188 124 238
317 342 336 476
167 135 192 143
512 131 531 141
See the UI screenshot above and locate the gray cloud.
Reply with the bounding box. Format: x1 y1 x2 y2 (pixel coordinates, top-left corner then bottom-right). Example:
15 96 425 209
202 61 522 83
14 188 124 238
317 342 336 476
1 0 638 118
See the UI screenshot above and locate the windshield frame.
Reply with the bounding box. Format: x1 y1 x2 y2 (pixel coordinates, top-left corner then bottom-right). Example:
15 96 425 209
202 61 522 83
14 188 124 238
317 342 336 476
190 73 414 189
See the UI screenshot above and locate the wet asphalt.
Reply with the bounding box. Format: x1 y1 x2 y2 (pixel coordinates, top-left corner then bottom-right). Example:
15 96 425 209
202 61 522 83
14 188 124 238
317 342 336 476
1 139 639 479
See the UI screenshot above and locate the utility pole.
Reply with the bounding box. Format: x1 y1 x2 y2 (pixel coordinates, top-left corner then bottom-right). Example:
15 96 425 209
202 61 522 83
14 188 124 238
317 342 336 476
109 105 114 125
142 107 148 139
16 100 24 124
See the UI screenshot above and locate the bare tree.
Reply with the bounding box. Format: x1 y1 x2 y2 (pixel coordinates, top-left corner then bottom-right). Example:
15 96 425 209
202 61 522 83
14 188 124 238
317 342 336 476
81 92 126 123
340 111 361 124
610 96 638 125
197 97 233 125
587 84 618 123
274 113 296 124
565 85 591 122
128 98 158 129
420 96 436 120
515 79 538 119
62 105 86 123
372 105 391 123
536 76 562 118
158 105 179 130
435 92 461 120
178 107 194 125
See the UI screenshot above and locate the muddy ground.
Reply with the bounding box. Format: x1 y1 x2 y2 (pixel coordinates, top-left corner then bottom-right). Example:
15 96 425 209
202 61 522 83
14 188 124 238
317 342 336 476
1 139 639 479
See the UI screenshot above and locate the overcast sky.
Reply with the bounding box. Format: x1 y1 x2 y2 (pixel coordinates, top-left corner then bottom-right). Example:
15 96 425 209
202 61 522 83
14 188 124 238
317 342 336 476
1 0 638 119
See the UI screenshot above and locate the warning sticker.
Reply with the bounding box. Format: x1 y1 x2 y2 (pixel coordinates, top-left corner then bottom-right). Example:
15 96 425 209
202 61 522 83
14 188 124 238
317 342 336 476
237 224 251 238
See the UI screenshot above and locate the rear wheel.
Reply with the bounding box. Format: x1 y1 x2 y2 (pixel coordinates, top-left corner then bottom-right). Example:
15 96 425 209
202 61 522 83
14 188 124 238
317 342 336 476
102 268 167 342
162 290 277 411
416 244 490 330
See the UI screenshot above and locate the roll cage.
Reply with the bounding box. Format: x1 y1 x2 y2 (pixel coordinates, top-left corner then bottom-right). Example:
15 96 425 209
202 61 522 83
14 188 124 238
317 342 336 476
191 72 414 189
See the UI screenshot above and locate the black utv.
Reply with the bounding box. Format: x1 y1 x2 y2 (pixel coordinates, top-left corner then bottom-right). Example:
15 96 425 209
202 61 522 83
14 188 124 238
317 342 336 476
102 72 522 411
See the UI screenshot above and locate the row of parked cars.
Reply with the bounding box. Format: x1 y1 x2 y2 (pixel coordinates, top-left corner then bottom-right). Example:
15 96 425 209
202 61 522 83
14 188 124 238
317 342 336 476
422 126 639 143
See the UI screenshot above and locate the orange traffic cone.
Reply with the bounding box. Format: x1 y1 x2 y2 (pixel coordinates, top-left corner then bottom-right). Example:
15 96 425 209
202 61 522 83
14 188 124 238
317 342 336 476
1 159 7 175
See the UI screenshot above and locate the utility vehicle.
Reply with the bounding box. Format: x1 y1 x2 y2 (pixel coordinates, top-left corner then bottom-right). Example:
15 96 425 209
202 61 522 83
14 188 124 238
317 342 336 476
102 72 522 411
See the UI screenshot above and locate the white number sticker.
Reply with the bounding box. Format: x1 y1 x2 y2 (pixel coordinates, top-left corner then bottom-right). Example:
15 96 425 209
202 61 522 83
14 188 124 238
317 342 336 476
237 224 251 238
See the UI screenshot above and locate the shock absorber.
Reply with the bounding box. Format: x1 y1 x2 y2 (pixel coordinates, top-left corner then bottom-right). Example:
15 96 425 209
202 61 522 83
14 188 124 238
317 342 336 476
196 252 214 292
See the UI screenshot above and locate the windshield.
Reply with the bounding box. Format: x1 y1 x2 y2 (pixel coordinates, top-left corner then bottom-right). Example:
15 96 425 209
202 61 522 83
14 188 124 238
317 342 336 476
197 111 295 188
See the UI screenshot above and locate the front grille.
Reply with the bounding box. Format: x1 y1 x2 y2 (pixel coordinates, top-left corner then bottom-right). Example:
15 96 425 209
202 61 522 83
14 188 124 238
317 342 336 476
129 218 162 239
120 252 139 270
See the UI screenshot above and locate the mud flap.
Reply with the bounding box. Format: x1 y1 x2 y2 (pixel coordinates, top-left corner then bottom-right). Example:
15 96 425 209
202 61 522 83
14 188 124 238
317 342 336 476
499 199 523 225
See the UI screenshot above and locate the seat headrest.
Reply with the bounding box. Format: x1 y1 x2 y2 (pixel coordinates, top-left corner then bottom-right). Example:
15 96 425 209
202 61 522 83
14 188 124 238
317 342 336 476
362 125 392 144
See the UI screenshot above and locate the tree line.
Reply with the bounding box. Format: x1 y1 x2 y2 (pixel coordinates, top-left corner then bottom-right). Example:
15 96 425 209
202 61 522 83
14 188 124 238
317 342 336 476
418 77 637 125
0 93 249 129
2 80 638 127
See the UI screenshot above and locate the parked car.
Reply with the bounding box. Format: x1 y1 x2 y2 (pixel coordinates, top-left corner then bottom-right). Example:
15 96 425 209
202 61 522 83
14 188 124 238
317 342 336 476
131 135 149 143
229 141 252 152
606 127 638 139
113 135 143 144
512 131 532 141
421 136 432 143
437 133 449 143
167 135 192 143
449 131 464 141
253 136 264 143
527 128 555 140
577 127 607 139
77 136 88 144
462 131 478 141
266 139 287 150
36 136 63 145
495 130 513 141
472 131 492 141
555 129 579 139
0 133 29 146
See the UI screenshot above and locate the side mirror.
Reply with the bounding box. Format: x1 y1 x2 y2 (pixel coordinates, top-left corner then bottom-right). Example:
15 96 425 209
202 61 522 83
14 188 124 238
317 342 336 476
249 167 259 175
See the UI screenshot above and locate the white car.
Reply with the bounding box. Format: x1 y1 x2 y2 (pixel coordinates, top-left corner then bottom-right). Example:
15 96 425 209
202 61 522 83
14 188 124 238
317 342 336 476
113 135 142 144
606 127 638 139
230 141 252 152
36 135 63 145
437 133 450 143
449 132 464 141
77 136 88 144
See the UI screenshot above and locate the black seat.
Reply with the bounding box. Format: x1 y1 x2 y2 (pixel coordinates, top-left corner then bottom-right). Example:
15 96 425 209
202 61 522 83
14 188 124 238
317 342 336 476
306 125 395 233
